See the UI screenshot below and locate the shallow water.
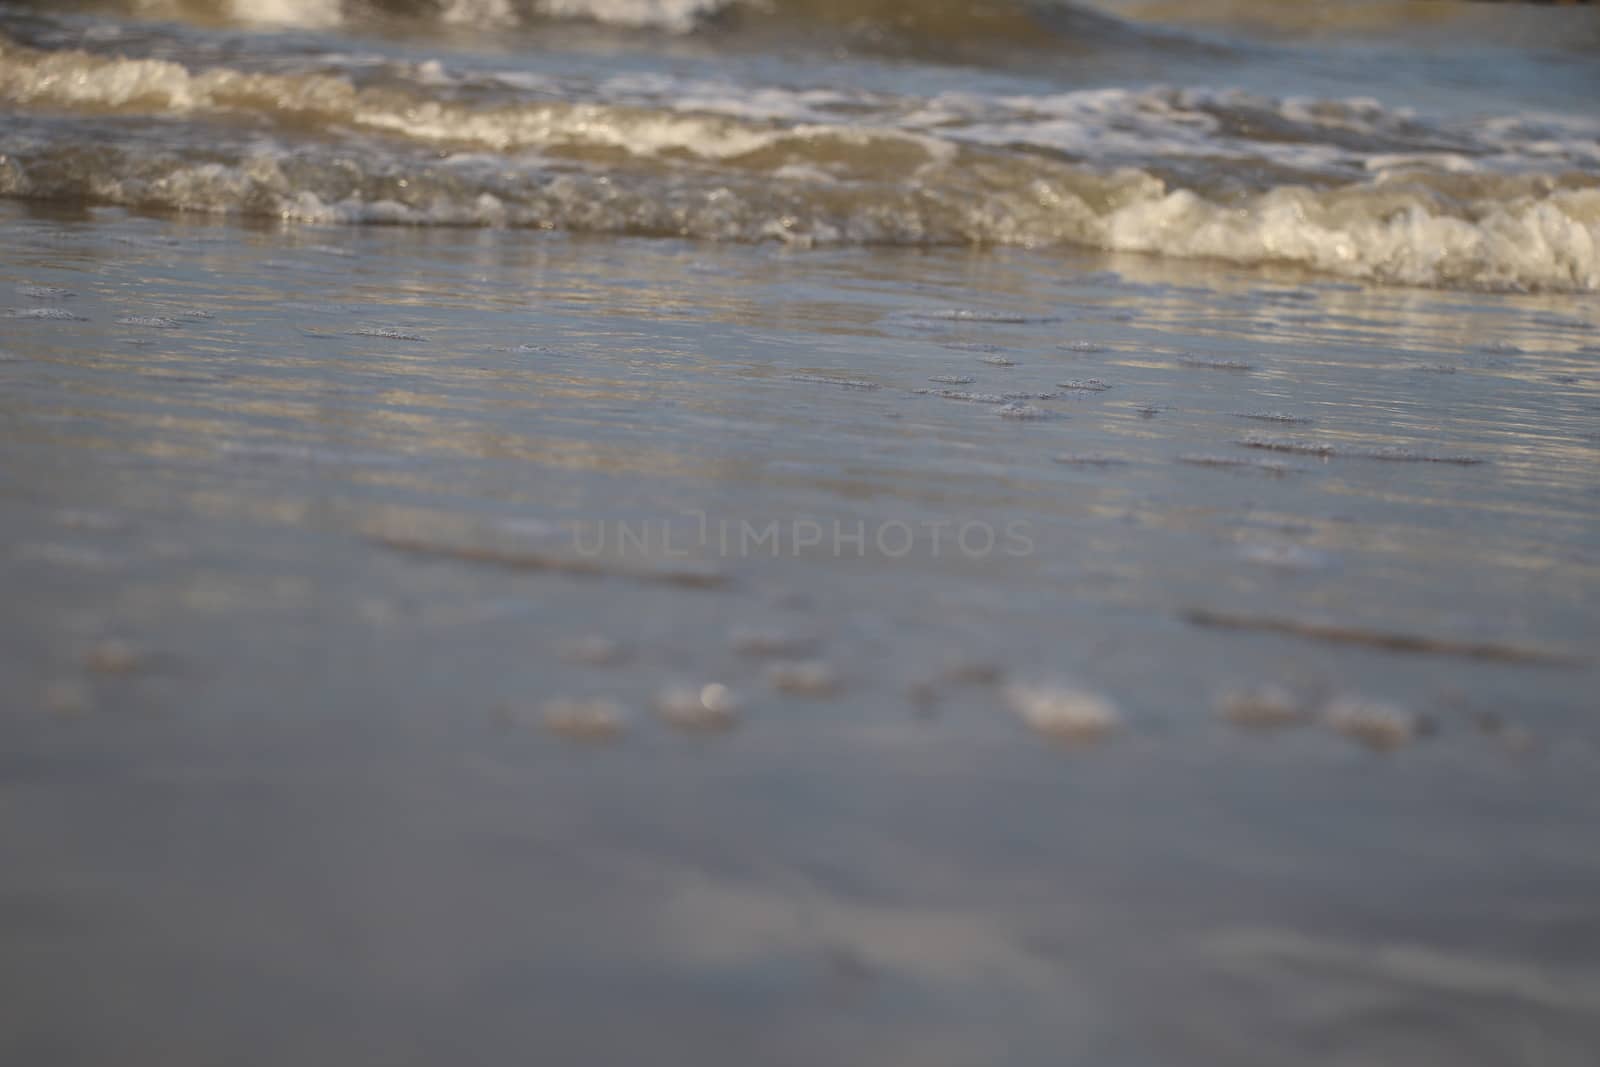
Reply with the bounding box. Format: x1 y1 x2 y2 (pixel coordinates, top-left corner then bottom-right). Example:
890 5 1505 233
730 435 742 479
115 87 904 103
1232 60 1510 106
3 2 1600 1064
4 200 1599 1065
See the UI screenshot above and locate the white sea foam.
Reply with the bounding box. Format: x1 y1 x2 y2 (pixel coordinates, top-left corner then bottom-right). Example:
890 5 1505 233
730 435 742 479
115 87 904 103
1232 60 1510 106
537 0 730 32
441 0 518 26
2 36 1597 290
131 0 343 26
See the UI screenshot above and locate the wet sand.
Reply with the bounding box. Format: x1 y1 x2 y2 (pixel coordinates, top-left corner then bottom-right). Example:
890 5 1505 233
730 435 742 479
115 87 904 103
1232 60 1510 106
3 201 1600 1064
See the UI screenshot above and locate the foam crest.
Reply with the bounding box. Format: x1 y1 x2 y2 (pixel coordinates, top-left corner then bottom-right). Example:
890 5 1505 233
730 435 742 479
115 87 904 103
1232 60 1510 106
129 0 344 26
536 0 729 32
2 36 1597 291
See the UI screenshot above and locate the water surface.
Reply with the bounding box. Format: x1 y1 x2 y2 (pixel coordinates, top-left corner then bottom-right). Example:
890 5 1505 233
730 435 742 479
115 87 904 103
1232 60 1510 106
3 2 1600 1064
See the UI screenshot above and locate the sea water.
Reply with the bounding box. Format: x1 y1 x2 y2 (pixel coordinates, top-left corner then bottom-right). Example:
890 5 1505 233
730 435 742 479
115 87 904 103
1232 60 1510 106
2 2 1599 1063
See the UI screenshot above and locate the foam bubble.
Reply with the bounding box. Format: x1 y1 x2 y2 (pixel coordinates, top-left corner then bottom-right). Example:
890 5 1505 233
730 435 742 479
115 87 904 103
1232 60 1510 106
767 660 839 696
6 306 85 320
1217 685 1306 730
540 698 628 741
997 402 1054 420
656 683 741 731
1005 682 1119 743
1323 696 1430 752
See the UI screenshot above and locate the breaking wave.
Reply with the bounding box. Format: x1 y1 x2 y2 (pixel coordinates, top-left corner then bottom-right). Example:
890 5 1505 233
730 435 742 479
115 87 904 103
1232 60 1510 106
1 32 1597 290
19 0 1153 45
